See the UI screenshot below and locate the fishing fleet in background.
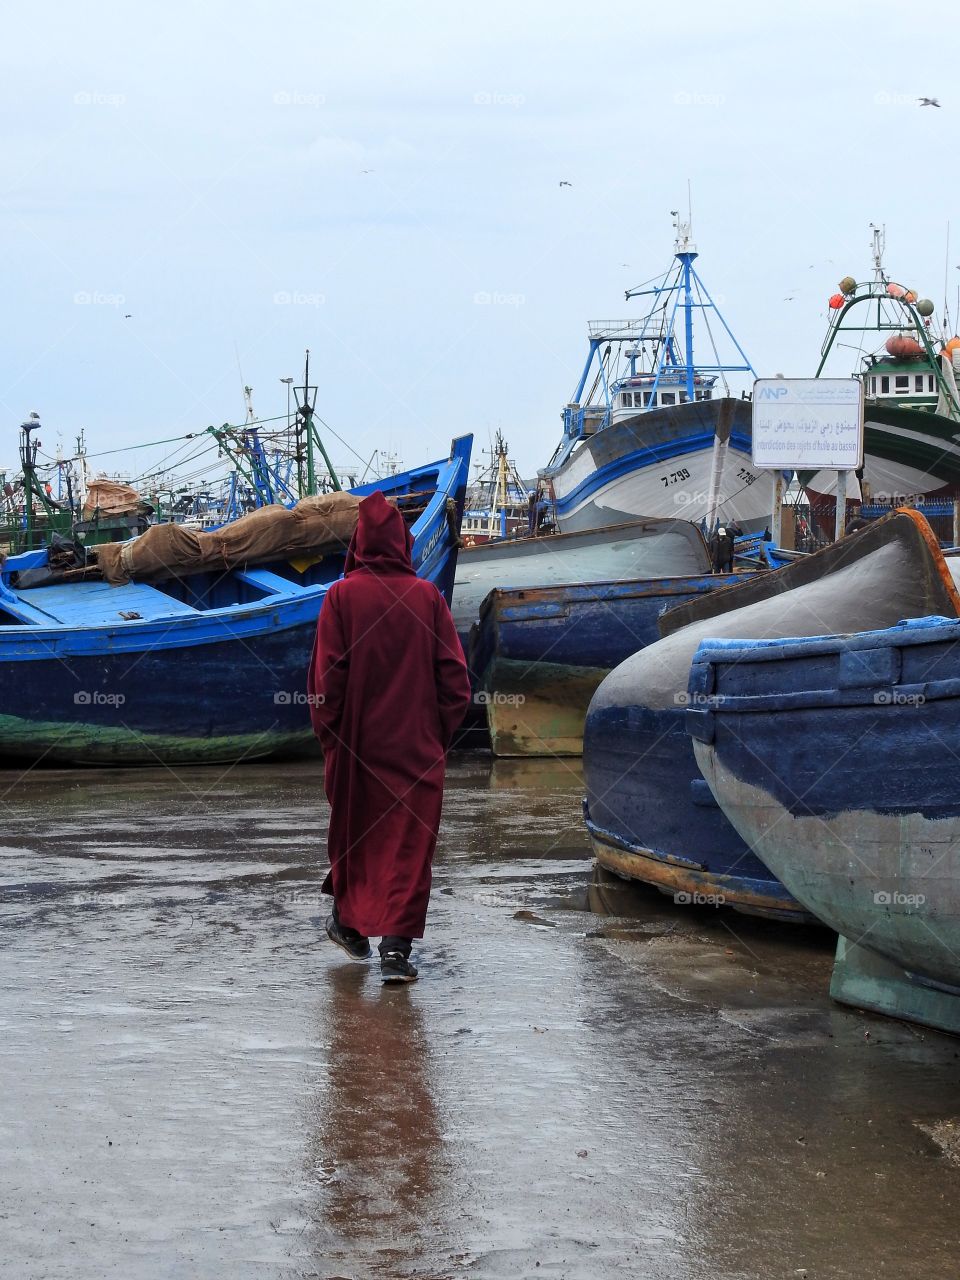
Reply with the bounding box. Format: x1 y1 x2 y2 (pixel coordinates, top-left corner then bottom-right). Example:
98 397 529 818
5 218 960 1033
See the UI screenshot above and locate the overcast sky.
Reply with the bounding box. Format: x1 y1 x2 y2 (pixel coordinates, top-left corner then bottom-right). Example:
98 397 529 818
1 0 956 487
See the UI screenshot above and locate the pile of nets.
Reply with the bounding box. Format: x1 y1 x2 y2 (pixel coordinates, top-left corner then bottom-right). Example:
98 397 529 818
95 492 364 586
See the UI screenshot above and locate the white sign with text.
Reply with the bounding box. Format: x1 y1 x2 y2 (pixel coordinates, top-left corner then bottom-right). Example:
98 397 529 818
752 378 864 471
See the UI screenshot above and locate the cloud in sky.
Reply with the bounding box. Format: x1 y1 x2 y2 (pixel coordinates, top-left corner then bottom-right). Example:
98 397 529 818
0 0 955 484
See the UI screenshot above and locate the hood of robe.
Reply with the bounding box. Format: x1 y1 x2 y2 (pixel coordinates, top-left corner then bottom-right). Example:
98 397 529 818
344 490 415 576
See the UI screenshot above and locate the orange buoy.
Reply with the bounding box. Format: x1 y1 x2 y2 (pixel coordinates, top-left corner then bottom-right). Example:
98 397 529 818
886 335 924 359
944 337 960 357
828 293 845 310
887 283 906 299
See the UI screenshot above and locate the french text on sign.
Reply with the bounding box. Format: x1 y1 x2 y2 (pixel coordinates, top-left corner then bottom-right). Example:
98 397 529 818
751 378 864 471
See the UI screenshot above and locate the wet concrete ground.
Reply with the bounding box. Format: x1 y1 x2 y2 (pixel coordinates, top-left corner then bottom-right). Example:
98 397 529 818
2 754 960 1279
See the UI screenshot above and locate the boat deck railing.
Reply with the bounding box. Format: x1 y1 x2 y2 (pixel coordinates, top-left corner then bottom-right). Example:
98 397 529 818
587 319 669 343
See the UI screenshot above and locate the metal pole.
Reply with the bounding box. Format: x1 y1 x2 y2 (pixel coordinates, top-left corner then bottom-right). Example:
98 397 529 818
304 350 316 497
19 422 35 550
834 470 848 541
771 471 784 547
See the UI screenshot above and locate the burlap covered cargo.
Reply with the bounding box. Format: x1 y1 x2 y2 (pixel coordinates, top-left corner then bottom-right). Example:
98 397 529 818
95 492 365 586
83 478 141 519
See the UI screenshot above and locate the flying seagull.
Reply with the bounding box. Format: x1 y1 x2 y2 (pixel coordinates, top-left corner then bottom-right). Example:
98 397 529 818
919 97 941 107
559 180 572 188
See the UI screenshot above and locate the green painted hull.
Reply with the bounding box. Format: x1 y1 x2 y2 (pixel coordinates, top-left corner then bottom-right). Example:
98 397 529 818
0 713 318 768
831 936 960 1036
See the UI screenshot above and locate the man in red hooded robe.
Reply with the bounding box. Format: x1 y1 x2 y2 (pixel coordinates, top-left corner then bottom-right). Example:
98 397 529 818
307 491 472 983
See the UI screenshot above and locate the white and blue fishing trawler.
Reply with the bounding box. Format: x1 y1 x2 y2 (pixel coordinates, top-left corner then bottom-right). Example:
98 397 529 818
539 216 773 534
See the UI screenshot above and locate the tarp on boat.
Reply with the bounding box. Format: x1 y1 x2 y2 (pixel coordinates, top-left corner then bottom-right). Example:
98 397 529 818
95 492 364 586
83 478 141 519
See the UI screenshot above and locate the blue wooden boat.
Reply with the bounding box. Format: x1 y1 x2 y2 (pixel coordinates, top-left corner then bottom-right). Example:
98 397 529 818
687 613 960 1033
452 515 713 644
468 573 740 757
582 509 960 919
451 514 720 750
0 437 471 767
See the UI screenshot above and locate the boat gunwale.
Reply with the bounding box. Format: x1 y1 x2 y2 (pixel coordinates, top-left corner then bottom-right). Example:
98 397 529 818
0 442 470 656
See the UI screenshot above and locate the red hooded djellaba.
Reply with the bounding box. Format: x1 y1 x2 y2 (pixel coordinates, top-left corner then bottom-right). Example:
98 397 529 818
307 491 471 946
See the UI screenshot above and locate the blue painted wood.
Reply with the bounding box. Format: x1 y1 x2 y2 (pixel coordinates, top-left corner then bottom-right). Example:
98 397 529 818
0 437 471 766
470 574 741 684
581 509 960 922
687 614 960 1019
582 689 806 917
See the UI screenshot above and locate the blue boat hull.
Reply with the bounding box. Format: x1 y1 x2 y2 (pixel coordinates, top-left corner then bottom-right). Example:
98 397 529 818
582 509 960 919
470 574 740 757
0 619 322 765
0 439 471 767
688 615 960 1027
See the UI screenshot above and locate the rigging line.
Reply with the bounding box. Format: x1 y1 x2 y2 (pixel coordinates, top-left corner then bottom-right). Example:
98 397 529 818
112 434 223 481
147 448 234 483
312 413 384 470
136 444 230 484
54 412 293 464
133 453 225 489
624 263 673 297
146 461 231 490
695 278 730 397
127 435 210 482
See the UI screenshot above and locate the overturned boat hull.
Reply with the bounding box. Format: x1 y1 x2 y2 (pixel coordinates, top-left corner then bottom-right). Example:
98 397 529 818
688 613 960 1032
582 509 960 919
452 515 715 642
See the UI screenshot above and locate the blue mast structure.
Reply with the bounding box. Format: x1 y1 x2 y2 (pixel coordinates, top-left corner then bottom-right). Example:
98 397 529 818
557 215 756 451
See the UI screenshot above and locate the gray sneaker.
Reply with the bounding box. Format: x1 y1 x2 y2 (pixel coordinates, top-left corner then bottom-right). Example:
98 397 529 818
380 951 418 983
325 913 371 961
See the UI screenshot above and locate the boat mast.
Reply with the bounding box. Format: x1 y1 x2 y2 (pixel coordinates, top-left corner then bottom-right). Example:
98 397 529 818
293 349 341 496
496 433 510 539
75 430 89 513
242 384 257 423
674 210 698 403
19 415 41 550
815 225 960 419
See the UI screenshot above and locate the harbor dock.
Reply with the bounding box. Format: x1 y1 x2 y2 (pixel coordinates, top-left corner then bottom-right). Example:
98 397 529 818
4 756 960 1279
